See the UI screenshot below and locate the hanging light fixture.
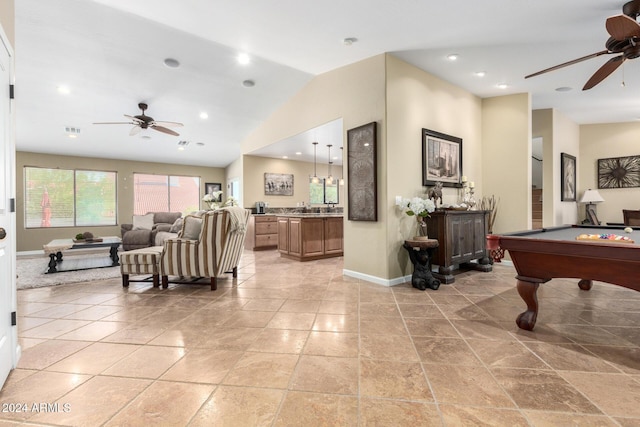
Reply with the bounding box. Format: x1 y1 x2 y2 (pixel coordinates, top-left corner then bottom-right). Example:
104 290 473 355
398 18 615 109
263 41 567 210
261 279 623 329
326 144 333 184
311 142 320 184
339 147 345 186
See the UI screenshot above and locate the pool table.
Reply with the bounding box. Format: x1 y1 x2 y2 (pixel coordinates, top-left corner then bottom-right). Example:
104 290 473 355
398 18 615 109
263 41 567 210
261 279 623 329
486 225 640 331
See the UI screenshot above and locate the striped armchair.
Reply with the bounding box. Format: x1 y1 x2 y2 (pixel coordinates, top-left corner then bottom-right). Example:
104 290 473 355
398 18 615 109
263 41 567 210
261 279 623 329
161 207 250 290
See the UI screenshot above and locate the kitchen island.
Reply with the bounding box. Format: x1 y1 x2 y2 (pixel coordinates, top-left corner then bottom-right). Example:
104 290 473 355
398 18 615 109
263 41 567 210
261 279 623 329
276 213 343 261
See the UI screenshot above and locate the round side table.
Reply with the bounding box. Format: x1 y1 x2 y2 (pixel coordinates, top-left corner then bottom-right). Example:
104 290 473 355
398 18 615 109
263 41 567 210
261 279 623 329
403 238 441 291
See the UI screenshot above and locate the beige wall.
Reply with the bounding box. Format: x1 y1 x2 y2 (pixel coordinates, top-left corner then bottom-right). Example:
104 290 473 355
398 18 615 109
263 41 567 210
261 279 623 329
242 155 344 209
481 93 532 233
0 0 14 48
386 55 483 279
579 122 640 224
241 55 387 280
532 108 580 227
16 151 224 251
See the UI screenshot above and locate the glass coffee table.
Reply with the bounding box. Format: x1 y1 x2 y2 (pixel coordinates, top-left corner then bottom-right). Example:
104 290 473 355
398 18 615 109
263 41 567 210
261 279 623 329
43 236 122 274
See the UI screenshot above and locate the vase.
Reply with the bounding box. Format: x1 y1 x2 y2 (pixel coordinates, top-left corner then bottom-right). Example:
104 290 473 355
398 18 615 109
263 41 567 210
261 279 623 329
413 216 429 240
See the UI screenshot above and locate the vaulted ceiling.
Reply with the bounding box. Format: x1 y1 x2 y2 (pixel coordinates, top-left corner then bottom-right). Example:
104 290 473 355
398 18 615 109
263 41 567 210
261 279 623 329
14 0 640 167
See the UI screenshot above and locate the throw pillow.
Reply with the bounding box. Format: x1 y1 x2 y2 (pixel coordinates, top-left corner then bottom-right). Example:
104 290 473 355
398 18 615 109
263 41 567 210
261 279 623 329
132 213 154 230
169 217 184 233
181 216 203 240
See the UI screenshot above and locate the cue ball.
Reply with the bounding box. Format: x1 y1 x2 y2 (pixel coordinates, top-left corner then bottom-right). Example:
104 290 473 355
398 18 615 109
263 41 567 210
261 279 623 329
624 227 633 233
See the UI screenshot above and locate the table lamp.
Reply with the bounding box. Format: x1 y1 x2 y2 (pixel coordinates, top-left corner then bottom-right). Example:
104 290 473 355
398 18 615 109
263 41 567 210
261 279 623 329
579 189 604 224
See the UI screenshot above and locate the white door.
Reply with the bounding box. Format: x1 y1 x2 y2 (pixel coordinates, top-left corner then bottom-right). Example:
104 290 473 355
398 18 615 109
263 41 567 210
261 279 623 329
0 26 17 389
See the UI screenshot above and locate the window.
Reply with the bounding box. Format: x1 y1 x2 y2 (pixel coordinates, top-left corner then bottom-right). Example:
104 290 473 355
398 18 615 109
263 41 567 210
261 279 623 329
133 173 200 215
309 177 338 205
24 167 117 228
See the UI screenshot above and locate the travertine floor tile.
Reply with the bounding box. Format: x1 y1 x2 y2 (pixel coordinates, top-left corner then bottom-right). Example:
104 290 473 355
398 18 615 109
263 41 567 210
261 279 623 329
16 339 91 370
101 345 185 378
275 391 358 427
303 331 359 357
223 352 298 389
45 342 140 374
440 404 529 427
190 385 284 427
359 398 441 426
360 359 432 401
247 328 309 354
161 348 243 383
290 355 358 394
104 380 214 426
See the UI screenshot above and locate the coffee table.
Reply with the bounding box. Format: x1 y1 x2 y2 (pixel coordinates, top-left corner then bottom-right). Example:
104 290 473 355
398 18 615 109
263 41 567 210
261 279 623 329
43 236 122 274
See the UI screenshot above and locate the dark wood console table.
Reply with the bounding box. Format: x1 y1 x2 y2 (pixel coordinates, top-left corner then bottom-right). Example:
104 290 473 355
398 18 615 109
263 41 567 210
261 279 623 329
425 210 492 283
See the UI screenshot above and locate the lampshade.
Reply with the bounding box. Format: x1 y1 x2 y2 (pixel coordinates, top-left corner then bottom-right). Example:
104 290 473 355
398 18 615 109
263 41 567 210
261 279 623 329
579 189 604 204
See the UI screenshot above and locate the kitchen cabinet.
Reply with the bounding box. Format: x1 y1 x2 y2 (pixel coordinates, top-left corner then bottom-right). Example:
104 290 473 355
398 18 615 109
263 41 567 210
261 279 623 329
277 215 343 261
245 215 278 250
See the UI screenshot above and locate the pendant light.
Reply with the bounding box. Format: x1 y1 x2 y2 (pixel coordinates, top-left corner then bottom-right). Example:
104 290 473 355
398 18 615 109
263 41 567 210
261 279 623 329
326 144 333 184
311 142 320 184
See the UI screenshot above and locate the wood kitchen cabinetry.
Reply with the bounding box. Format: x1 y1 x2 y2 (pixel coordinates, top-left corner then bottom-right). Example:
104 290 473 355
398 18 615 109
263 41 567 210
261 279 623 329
425 210 492 283
245 215 278 250
278 215 343 261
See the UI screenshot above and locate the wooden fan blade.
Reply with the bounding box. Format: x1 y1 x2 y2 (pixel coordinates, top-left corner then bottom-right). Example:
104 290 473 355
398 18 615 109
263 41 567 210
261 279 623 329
151 125 179 136
583 55 625 90
153 121 183 128
129 126 142 136
606 14 640 40
525 50 610 79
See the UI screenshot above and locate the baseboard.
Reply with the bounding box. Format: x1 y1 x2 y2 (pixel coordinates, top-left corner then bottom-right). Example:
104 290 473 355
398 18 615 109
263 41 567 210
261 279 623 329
342 269 410 287
17 250 44 257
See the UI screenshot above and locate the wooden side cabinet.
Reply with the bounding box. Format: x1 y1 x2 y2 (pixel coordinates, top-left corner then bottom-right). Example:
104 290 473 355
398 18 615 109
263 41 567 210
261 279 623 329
277 216 343 261
425 210 492 283
245 215 278 250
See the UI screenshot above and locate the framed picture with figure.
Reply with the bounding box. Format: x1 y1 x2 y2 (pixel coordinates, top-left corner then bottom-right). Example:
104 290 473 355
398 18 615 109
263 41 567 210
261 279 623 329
205 182 222 201
560 153 576 201
422 128 462 187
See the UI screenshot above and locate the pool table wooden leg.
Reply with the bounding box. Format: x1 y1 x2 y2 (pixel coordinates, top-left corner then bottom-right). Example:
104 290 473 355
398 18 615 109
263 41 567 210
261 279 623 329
515 277 541 331
578 279 593 290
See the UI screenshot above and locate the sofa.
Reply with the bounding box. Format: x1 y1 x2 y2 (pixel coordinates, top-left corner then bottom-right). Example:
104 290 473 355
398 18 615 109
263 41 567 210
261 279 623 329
121 212 182 251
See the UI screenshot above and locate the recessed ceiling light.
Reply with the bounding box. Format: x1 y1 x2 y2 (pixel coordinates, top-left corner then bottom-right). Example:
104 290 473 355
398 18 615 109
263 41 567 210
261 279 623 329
57 85 70 95
237 53 250 65
343 37 358 46
282 156 288 159
242 80 255 88
496 83 509 89
555 86 573 92
446 54 459 61
68 134 77 139
199 112 209 119
163 58 180 68
473 71 486 77
295 152 302 155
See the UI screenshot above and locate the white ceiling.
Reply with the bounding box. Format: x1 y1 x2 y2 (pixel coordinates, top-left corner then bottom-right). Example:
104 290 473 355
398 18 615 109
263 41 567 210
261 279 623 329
14 0 640 168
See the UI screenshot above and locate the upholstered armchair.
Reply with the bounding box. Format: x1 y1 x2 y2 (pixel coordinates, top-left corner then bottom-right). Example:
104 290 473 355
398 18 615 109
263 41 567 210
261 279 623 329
161 207 250 290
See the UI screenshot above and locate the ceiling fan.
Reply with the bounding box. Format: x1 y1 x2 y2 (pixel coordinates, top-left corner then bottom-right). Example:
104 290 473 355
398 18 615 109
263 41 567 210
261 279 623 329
526 0 640 90
93 102 183 136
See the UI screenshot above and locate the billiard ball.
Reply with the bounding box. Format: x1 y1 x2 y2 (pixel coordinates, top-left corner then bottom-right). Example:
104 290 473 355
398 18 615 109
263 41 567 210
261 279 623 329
624 227 633 233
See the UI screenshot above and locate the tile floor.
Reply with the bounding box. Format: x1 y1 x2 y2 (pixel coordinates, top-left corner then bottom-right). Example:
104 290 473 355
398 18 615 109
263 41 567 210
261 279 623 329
1 250 639 426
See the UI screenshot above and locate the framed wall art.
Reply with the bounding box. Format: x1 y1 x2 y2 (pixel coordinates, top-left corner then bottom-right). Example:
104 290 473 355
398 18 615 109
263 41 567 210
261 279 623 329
560 152 576 201
204 182 222 201
597 155 640 189
264 173 294 196
422 128 462 187
347 121 377 221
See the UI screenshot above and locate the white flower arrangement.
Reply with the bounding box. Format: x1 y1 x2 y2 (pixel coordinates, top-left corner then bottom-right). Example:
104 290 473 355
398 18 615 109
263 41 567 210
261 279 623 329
399 196 436 219
224 196 238 207
203 191 223 209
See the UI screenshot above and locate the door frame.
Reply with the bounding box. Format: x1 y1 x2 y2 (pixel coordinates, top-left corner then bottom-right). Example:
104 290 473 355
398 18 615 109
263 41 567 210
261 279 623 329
0 20 19 390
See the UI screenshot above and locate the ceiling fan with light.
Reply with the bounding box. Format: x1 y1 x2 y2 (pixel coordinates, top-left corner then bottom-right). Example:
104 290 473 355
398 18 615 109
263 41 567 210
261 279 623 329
526 0 640 90
93 102 183 136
